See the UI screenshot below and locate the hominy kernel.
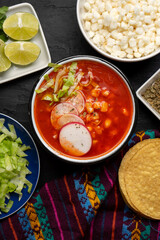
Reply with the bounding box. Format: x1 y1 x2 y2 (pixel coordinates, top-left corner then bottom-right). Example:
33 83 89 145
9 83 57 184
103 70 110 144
84 21 91 31
82 0 160 58
91 88 100 97
101 101 109 112
122 108 129 116
104 119 112 128
93 119 101 125
86 102 94 113
53 134 58 139
87 126 92 131
94 126 103 134
110 129 118 136
92 112 99 120
102 90 110 97
93 140 98 145
88 31 95 38
84 2 90 11
127 54 134 59
86 114 92 122
94 101 101 109
91 131 96 138
134 52 142 58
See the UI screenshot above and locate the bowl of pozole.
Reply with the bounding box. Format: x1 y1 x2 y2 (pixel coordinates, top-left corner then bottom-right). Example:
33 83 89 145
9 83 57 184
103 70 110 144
31 56 136 163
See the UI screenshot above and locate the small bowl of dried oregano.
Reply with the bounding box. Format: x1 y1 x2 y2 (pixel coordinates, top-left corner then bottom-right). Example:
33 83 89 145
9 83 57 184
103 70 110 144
136 68 160 120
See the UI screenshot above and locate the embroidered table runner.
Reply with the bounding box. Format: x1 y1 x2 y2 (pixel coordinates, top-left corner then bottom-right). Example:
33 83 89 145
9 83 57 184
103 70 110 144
0 130 160 240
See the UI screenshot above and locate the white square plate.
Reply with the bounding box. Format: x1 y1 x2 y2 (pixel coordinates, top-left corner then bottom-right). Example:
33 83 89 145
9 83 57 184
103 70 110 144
0 3 51 84
136 68 160 120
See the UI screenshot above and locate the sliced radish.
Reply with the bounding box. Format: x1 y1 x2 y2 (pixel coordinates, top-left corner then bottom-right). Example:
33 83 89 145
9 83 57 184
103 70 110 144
67 90 85 113
50 103 78 128
59 122 92 156
56 113 84 130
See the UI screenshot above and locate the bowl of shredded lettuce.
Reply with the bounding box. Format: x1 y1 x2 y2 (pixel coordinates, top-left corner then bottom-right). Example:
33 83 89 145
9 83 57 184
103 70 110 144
0 113 40 219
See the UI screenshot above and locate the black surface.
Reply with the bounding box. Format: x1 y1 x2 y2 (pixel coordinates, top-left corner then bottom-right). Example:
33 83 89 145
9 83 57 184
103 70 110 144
1 0 160 189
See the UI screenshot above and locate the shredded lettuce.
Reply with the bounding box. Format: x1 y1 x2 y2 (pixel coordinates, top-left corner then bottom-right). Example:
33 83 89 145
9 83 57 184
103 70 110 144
36 78 55 94
43 74 50 81
56 62 77 100
70 91 78 97
53 94 59 102
48 63 62 72
67 62 77 82
41 94 53 101
36 62 78 104
0 119 32 213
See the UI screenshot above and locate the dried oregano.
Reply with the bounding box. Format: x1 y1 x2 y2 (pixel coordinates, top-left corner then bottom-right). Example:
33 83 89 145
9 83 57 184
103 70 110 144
142 78 160 114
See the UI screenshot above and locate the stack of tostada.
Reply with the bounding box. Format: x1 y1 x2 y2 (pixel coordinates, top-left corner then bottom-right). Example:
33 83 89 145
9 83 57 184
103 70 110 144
118 138 160 220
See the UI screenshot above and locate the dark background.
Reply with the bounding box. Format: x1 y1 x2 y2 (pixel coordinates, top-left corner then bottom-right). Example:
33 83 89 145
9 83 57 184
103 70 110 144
1 0 160 188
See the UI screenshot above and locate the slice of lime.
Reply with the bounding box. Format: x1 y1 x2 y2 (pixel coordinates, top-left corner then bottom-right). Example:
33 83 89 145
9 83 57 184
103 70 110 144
4 42 41 66
0 39 11 72
3 12 39 40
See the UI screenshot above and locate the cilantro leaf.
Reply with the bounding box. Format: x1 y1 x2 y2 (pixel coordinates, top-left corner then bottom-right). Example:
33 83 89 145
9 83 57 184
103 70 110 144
0 6 8 20
0 15 6 29
0 6 8 42
0 30 8 42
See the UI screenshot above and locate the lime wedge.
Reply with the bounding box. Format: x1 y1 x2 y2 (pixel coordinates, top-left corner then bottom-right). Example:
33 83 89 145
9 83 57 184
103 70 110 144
3 12 39 40
4 42 41 66
0 39 11 72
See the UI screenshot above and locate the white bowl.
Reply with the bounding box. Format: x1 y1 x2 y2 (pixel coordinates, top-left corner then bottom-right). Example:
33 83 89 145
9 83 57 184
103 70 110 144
76 0 160 62
30 55 137 164
136 68 160 120
0 3 51 84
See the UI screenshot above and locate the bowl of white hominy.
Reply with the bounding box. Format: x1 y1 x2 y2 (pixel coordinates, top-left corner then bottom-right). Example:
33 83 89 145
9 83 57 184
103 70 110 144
77 0 160 62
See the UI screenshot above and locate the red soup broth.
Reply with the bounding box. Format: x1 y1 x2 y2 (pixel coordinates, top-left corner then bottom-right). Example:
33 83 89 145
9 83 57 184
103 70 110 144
34 60 134 159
